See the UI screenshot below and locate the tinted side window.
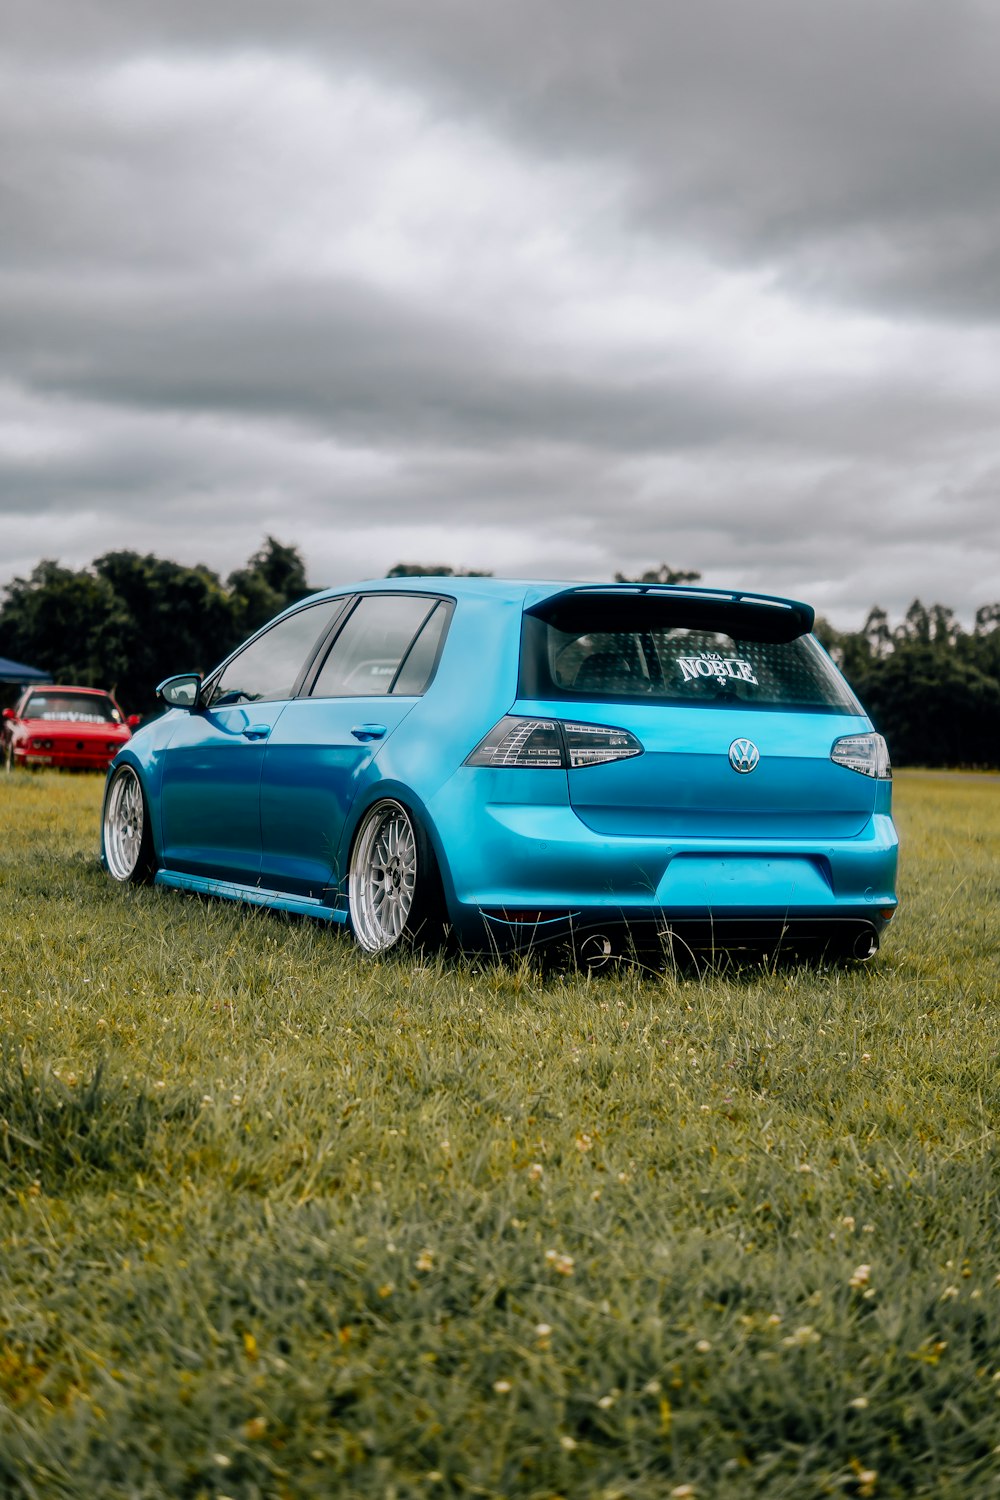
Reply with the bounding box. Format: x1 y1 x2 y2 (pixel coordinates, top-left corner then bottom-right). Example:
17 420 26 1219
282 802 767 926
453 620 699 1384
208 600 345 707
391 603 449 695
311 595 437 698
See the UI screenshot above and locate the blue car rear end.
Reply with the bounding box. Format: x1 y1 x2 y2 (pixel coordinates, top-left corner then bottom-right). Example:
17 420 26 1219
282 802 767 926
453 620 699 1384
416 583 897 960
103 577 898 963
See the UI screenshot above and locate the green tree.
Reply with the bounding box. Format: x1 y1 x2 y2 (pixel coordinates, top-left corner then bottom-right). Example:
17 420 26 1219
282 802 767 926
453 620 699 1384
227 537 311 639
613 564 702 585
969 604 1000 681
840 598 1000 768
0 539 312 714
0 561 128 691
856 644 1000 767
386 563 493 578
92 552 236 710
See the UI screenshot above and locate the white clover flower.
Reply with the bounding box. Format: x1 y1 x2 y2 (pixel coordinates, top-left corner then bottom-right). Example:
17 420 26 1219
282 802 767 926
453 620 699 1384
545 1249 575 1276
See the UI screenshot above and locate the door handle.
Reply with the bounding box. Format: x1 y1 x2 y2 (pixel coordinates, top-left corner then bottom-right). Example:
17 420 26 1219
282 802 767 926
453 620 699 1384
242 724 271 741
351 723 387 742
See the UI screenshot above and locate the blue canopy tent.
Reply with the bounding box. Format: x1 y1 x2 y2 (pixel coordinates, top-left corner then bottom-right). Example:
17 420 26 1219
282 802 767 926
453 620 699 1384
0 655 52 685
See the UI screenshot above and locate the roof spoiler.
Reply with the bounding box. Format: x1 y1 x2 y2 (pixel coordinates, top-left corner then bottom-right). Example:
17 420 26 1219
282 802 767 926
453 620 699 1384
526 586 815 643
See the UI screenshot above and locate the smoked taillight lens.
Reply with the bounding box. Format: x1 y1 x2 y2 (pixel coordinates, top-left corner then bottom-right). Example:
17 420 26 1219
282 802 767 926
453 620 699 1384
831 732 892 779
466 717 642 769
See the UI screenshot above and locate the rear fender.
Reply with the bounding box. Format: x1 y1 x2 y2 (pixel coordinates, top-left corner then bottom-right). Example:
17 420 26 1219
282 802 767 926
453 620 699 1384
331 780 459 922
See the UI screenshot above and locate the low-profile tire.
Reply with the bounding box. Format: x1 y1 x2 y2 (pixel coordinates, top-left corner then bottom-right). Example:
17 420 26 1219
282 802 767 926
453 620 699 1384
102 764 156 885
348 798 444 954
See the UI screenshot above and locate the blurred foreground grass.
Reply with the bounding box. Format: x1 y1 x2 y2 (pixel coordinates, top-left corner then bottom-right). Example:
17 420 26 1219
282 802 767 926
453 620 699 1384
0 770 998 1498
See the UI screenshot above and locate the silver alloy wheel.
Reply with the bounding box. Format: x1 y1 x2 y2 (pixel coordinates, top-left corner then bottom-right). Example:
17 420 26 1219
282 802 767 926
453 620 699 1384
349 800 418 952
104 765 146 881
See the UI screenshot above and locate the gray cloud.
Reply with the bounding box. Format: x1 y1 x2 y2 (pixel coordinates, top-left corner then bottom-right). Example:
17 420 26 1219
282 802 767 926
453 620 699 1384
2 0 1000 628
12 0 1000 315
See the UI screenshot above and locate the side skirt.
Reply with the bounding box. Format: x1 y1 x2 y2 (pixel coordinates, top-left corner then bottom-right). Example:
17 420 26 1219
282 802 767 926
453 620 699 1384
154 869 348 924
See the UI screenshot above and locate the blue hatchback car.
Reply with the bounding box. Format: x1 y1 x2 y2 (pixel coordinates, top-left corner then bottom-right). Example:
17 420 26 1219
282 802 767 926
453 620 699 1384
101 577 898 963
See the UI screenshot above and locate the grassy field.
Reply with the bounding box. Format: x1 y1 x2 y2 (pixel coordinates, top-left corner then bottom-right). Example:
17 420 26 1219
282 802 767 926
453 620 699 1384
1 770 998 1499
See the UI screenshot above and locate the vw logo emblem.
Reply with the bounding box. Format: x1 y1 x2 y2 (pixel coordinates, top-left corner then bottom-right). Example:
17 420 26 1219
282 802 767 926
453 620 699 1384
729 738 760 774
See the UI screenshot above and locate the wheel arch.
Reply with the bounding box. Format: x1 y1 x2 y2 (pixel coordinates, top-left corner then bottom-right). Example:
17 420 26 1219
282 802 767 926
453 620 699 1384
102 750 164 868
339 779 457 924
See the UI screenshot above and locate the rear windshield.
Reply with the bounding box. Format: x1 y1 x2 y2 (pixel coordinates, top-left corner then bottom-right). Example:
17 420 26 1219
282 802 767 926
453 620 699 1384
22 692 121 723
521 603 861 714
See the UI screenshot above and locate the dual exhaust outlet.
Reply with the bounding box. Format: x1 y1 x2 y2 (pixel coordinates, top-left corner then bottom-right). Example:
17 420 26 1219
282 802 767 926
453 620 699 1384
576 927 881 969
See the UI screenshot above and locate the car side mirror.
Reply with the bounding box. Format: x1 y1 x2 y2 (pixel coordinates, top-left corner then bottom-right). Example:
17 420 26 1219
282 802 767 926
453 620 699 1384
127 714 142 729
1 707 15 721
156 673 202 710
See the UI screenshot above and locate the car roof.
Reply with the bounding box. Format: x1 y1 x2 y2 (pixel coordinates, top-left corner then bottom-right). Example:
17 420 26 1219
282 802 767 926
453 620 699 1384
299 576 813 615
25 684 113 696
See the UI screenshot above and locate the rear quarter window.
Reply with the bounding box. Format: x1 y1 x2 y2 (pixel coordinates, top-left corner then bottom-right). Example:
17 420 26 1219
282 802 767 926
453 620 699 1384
310 593 451 698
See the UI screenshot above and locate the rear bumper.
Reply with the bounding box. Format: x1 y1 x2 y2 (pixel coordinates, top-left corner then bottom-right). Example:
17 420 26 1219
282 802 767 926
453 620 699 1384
471 905 892 960
429 787 898 947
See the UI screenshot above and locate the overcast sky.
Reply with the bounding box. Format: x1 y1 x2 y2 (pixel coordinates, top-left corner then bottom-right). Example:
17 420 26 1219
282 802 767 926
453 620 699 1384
3 0 999 628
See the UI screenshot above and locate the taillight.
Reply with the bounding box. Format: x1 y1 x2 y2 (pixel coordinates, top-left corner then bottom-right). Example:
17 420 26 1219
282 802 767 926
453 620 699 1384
831 732 892 779
466 716 642 769
563 721 643 767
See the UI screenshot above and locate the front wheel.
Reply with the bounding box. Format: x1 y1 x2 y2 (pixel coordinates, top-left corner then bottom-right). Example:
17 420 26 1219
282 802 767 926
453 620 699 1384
348 799 443 953
102 764 156 884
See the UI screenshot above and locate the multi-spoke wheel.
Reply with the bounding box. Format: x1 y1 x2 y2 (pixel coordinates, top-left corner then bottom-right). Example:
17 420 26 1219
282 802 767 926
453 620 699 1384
348 799 441 953
102 764 156 884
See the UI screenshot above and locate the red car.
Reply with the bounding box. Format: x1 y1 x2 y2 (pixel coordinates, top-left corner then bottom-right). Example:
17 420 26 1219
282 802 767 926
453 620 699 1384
2 686 139 772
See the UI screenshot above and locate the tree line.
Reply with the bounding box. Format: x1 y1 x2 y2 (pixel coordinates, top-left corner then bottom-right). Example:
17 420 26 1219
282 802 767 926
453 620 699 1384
0 538 309 715
2 548 997 767
616 566 1000 767
816 600 1000 770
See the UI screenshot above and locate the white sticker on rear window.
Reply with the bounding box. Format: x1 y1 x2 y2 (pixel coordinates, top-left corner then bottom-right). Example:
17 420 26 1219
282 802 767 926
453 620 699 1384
38 711 107 723
677 653 758 686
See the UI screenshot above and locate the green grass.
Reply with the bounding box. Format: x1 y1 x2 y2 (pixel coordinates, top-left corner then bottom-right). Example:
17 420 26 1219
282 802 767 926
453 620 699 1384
1 770 998 1499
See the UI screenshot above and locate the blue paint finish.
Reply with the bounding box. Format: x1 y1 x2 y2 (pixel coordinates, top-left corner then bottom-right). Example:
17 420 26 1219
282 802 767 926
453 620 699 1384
158 700 290 884
258 695 418 897
108 576 900 956
154 869 347 922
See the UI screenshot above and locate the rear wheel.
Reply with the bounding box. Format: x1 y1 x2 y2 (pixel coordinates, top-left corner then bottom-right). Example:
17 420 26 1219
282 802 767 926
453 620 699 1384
348 799 443 953
103 764 156 884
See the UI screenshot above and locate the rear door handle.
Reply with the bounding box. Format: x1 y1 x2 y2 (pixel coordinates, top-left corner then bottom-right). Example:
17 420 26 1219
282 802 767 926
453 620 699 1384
351 723 387 742
242 724 271 741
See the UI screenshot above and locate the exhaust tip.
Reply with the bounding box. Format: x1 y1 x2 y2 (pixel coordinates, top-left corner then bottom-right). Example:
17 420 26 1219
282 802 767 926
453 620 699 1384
852 930 879 962
579 933 615 970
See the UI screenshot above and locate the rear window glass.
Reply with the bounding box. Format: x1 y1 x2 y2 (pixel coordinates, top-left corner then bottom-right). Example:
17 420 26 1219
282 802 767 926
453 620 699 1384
23 692 121 723
522 616 861 714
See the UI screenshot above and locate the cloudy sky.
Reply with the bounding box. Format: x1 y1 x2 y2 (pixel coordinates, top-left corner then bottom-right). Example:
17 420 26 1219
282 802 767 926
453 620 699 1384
3 0 1000 628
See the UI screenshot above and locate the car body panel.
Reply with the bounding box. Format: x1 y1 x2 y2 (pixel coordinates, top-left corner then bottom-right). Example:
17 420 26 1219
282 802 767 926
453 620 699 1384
556 703 879 840
157 700 290 883
155 867 347 923
107 576 900 957
258 694 419 897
